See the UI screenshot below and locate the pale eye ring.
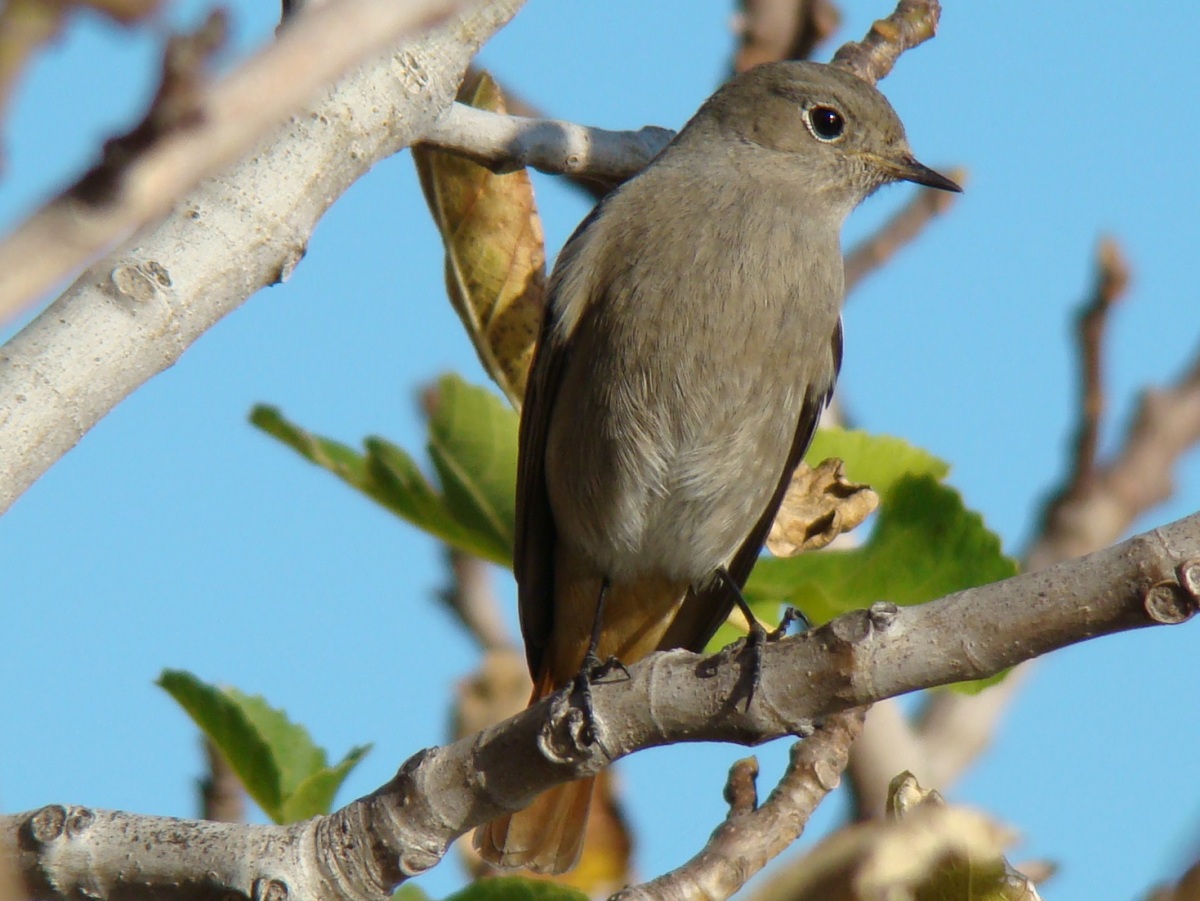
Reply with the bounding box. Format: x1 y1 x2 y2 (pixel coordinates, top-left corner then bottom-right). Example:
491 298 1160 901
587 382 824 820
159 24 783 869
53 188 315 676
806 105 846 142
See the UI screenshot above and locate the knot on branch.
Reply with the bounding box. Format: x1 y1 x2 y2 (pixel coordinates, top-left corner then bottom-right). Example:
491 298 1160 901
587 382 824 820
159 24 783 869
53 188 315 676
1144 571 1198 625
539 689 607 765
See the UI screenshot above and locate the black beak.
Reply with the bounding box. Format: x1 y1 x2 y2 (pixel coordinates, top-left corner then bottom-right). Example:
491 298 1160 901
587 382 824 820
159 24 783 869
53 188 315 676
888 155 962 193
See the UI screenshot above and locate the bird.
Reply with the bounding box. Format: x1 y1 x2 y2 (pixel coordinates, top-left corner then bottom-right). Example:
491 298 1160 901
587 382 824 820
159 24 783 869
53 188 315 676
474 60 960 875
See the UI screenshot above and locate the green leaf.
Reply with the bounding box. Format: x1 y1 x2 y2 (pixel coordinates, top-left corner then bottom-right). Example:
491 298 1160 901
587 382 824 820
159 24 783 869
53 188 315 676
250 380 517 567
365 434 509 564
746 473 1015 622
158 670 284 817
392 886 431 901
728 430 1017 690
804 428 949 492
445 877 588 901
158 670 371 822
425 373 519 562
279 744 373 823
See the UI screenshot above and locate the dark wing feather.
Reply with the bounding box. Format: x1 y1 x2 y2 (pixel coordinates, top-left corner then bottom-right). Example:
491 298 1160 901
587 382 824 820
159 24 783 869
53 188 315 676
658 317 845 653
513 204 609 678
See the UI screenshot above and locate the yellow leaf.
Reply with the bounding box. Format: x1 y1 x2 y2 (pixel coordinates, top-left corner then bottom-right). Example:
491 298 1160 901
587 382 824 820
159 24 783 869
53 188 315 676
414 71 546 409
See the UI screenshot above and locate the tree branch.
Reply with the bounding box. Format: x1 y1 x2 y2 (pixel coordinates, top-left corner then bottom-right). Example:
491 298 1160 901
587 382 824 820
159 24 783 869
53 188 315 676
423 1 943 189
732 0 843 73
421 102 673 186
615 710 866 901
1062 237 1131 499
1022 239 1200 572
200 739 245 824
0 0 523 514
0 0 489 325
830 0 942 84
3 510 1196 900
842 170 964 295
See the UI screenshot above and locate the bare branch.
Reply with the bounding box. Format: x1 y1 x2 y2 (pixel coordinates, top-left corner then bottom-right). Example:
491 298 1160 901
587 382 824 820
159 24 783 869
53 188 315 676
200 739 246 824
439 549 513 652
842 170 965 295
2 510 1197 900
1026 248 1200 572
426 1 936 187
421 102 673 186
732 0 843 72
0 0 486 325
830 0 942 84
615 710 865 901
466 66 612 202
0 0 523 514
1063 237 1132 497
846 669 1030 818
850 240 1143 819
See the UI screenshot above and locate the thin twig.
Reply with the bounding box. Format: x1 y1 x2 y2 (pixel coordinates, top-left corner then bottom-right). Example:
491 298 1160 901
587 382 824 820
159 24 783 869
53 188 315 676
830 0 942 84
440 550 513 652
1064 237 1131 496
467 66 612 201
0 0 475 325
843 169 964 295
615 710 865 901
200 739 245 824
1027 348 1200 571
421 102 673 187
732 0 842 73
1023 241 1200 572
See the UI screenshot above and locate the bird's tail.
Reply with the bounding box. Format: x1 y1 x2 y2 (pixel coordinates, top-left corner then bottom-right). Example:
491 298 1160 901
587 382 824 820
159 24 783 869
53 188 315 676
474 776 595 874
473 670 594 875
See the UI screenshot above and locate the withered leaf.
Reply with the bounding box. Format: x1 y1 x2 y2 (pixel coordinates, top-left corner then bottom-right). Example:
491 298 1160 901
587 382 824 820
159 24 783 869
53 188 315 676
413 71 545 409
779 793 1038 901
766 457 879 557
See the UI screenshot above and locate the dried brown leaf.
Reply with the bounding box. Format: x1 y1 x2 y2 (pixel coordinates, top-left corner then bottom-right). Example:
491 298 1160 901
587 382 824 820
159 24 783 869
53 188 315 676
414 71 546 409
766 458 879 557
782 802 1034 901
886 770 945 817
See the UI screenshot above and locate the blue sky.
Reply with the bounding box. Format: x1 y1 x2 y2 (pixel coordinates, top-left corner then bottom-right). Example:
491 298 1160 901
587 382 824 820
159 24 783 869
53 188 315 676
2 2 1199 899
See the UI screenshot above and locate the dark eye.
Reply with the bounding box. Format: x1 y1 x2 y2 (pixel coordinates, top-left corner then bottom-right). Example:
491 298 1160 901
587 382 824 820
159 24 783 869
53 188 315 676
807 106 845 141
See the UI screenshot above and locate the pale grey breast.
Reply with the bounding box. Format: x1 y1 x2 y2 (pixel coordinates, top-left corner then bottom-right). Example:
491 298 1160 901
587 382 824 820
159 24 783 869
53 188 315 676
544 156 843 584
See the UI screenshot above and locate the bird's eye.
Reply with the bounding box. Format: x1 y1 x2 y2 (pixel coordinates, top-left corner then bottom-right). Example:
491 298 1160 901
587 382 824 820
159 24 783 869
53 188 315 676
807 106 845 141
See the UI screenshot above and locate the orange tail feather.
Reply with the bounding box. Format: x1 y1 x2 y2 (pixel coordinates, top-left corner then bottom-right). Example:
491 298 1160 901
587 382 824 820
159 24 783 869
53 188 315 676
474 775 595 874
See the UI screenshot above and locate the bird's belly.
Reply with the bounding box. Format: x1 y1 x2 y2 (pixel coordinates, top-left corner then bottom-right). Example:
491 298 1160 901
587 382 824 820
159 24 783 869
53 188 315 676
547 374 807 585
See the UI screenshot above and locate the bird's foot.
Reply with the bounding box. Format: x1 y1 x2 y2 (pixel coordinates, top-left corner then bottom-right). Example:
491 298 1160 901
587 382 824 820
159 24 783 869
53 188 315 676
770 605 811 639
571 652 629 744
741 608 810 710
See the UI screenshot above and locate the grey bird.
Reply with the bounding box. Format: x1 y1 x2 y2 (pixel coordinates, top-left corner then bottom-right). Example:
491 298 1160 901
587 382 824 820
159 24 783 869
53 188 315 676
475 60 960 875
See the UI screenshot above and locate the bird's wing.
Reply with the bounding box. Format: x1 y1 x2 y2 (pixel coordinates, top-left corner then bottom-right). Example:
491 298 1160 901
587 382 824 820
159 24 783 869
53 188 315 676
513 206 607 678
659 317 844 654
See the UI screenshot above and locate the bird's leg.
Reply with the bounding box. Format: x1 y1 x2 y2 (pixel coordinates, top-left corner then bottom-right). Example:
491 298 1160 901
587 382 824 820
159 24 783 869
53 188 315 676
572 577 629 744
716 568 767 708
716 567 802 709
